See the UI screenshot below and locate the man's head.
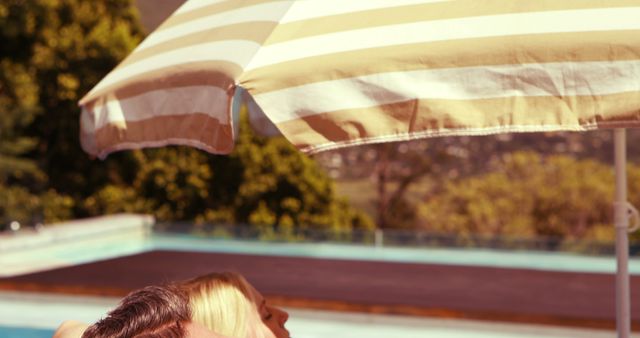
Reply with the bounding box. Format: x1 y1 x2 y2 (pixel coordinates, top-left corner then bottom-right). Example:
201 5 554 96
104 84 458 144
82 284 190 338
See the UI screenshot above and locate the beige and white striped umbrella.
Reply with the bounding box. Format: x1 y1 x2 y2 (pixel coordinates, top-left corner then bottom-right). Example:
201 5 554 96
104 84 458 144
79 1 640 336
79 0 640 159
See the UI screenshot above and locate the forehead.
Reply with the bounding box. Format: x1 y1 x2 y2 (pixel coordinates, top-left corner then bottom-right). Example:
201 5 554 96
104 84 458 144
246 283 265 306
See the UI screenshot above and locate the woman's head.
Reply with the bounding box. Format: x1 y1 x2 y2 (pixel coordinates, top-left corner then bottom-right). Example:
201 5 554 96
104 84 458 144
180 272 289 338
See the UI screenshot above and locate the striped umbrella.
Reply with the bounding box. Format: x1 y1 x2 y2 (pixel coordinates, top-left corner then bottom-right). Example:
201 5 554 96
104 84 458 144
79 1 640 336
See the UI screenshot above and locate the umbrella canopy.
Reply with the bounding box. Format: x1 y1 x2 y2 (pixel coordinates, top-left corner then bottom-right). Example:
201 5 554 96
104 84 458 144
79 0 640 159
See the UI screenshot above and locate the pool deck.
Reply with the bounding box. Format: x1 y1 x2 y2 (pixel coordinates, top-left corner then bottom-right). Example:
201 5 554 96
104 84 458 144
1 248 639 330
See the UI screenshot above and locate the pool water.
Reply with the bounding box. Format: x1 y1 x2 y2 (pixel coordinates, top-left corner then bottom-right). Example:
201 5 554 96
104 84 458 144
0 291 636 338
0 326 51 338
2 230 640 338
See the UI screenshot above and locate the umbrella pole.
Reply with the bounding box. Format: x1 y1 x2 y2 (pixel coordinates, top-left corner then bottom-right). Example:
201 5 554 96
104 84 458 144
614 128 631 338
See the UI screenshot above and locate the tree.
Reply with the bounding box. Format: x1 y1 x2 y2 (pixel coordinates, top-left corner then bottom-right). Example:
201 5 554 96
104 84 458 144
316 140 454 230
419 151 637 245
220 110 374 235
1 0 145 201
84 108 374 237
0 1 117 225
371 142 447 229
0 58 41 185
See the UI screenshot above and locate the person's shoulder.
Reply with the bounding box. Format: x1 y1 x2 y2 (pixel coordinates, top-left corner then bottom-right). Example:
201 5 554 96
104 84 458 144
52 320 88 338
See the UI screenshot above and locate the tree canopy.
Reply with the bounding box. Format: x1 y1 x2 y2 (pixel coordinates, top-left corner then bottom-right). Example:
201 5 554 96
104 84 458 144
419 151 640 245
1 0 143 225
83 109 374 235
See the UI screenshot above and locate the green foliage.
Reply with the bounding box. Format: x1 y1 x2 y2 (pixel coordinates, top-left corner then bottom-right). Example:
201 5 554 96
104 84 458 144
81 108 374 236
1 0 144 198
82 183 149 216
227 110 374 233
0 0 144 225
226 117 366 231
628 167 640 242
132 148 213 221
420 151 639 244
0 184 73 227
0 47 42 184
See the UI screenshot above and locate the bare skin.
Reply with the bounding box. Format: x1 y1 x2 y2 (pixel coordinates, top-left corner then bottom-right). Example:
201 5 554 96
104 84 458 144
247 284 291 338
53 320 88 338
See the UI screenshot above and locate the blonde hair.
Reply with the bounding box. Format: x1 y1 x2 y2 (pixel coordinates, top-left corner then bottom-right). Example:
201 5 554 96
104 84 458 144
180 272 264 338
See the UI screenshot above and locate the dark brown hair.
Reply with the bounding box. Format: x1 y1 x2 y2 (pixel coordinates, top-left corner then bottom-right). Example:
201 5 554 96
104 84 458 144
82 284 190 338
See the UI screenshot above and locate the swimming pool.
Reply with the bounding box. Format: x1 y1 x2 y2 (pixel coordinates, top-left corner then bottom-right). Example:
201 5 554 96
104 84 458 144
3 217 640 338
0 291 635 338
0 326 50 338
